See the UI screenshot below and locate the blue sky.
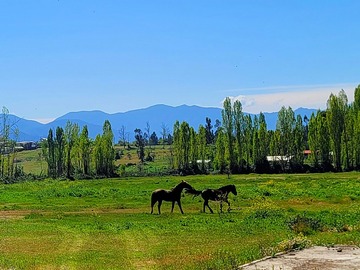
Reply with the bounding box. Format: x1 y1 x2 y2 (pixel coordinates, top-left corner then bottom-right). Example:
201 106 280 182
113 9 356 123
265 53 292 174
1 1 359 123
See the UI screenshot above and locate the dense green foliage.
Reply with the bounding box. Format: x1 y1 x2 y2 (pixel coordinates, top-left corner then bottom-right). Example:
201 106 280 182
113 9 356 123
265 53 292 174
43 120 115 179
173 85 360 174
0 173 360 269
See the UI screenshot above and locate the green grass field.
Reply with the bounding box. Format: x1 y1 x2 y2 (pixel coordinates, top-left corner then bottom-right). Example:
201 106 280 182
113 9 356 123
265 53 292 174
1 173 360 269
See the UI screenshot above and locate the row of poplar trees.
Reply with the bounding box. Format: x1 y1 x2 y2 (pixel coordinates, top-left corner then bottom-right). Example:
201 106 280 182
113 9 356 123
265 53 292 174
173 85 360 174
309 87 360 172
44 120 115 178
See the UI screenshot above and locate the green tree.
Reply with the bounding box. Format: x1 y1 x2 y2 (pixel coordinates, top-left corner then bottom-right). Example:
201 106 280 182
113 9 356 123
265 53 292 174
172 121 181 170
292 114 305 170
134 128 145 163
243 114 253 170
205 117 214 144
277 106 295 158
214 128 226 173
317 111 331 170
47 129 56 178
65 121 79 179
55 127 65 177
269 130 282 172
197 125 207 172
222 97 235 172
354 110 360 169
102 120 115 176
93 120 115 176
189 127 198 171
354 84 360 112
93 134 104 175
79 125 91 175
149 132 158 146
172 121 194 173
179 121 191 172
253 112 269 172
327 90 347 171
352 85 360 169
308 112 320 168
233 100 244 172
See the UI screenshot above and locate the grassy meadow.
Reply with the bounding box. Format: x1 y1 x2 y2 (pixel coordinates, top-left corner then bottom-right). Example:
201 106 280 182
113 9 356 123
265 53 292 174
1 172 360 269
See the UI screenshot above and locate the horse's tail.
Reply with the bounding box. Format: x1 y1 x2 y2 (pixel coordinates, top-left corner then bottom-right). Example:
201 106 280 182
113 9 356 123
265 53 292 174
185 188 202 197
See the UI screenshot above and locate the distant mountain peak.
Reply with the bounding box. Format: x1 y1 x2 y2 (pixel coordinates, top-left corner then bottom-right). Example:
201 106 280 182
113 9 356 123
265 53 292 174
9 105 317 141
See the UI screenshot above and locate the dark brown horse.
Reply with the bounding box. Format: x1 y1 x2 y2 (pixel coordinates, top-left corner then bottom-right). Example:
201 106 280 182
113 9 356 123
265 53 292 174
186 184 237 213
150 180 194 214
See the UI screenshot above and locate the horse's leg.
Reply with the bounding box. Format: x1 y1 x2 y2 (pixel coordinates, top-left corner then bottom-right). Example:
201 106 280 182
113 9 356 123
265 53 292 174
157 200 162 214
177 200 184 214
150 194 156 214
208 204 214 214
171 201 175 213
204 200 213 214
224 198 231 212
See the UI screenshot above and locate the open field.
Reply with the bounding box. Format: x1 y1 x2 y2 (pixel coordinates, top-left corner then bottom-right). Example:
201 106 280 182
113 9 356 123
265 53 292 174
14 145 172 176
1 173 360 269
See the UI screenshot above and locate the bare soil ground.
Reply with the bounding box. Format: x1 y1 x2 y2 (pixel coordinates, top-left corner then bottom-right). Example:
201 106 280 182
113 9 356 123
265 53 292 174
239 246 360 270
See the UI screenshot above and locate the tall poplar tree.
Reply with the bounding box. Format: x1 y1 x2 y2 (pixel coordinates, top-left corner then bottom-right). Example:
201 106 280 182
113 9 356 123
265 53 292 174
189 127 198 171
172 121 181 170
243 114 253 170
276 106 295 170
102 120 115 176
253 112 268 172
214 128 226 173
233 100 244 172
222 97 235 172
351 85 360 169
308 112 320 168
134 128 145 163
47 129 56 178
65 121 79 179
197 125 207 172
79 125 91 175
55 127 65 177
293 114 305 169
327 91 347 171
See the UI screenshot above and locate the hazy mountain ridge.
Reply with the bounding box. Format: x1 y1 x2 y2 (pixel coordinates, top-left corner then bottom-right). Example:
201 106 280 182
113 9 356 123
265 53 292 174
7 105 317 141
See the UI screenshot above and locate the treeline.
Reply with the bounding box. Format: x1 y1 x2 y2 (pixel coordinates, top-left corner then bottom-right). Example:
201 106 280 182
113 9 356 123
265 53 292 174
172 85 360 174
44 120 115 179
2 86 360 181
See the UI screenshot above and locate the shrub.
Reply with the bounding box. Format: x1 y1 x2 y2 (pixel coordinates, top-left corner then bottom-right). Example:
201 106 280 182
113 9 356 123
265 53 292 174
287 214 322 235
277 234 312 251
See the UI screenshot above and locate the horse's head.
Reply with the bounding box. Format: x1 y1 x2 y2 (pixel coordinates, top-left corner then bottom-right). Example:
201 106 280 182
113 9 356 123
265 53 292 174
180 180 194 191
231 184 237 195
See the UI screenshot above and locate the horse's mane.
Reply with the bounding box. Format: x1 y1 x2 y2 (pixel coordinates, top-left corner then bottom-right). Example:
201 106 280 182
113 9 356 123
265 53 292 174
172 181 191 191
219 184 234 190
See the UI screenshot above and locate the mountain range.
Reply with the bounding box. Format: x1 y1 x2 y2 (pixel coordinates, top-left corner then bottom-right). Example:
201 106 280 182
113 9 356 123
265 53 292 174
6 105 317 142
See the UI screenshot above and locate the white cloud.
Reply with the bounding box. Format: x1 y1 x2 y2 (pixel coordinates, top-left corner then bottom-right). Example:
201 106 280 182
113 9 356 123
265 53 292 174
224 83 357 114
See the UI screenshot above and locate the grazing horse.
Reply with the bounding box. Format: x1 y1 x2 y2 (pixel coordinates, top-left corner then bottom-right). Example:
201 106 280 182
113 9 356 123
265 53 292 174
150 180 194 214
186 184 237 213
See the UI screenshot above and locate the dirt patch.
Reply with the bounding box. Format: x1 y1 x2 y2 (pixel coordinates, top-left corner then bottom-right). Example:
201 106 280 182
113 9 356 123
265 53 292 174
239 245 360 270
0 210 34 220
